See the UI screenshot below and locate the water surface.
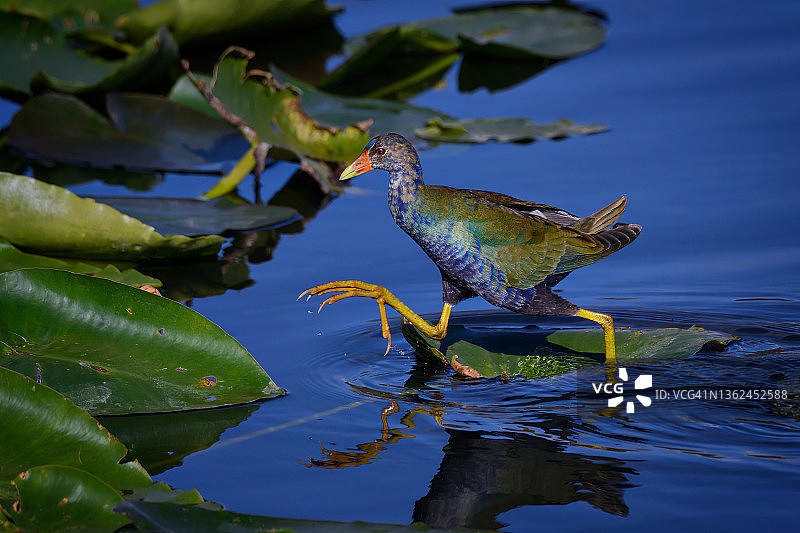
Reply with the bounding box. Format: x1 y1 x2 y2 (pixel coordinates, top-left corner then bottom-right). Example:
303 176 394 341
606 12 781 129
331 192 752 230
41 0 800 530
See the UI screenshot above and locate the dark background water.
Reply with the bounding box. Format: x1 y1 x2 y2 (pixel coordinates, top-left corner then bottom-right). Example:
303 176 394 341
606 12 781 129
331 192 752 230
5 0 799 530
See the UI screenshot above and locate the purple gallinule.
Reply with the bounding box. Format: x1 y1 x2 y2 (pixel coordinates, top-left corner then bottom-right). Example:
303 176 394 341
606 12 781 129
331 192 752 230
301 133 641 364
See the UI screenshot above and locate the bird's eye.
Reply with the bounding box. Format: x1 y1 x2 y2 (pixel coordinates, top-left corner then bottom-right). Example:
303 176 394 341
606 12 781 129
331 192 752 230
376 147 385 156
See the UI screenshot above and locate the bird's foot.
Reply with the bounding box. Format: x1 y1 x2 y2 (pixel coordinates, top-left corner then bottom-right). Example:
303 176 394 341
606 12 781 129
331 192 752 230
299 281 396 355
299 281 452 356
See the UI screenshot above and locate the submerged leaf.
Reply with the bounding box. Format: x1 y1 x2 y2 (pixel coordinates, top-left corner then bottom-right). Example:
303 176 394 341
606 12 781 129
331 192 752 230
404 323 738 379
9 92 247 172
0 269 284 414
93 197 298 236
0 173 224 260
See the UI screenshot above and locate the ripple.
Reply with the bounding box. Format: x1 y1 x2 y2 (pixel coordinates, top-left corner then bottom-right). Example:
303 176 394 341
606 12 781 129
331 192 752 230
298 307 800 446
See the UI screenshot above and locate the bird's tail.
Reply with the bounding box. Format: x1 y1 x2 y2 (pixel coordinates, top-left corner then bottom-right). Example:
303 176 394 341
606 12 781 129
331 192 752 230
571 195 627 234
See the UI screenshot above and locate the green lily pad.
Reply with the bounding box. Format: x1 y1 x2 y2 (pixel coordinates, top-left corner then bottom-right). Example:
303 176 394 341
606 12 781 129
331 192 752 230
0 0 137 31
0 269 284 414
8 92 247 172
421 4 605 60
115 500 484 533
319 25 460 99
270 68 449 140
0 365 152 499
0 173 224 260
403 323 738 379
0 13 176 101
416 117 608 144
0 238 161 288
116 0 338 47
185 47 370 163
322 3 605 98
94 197 298 236
11 465 129 533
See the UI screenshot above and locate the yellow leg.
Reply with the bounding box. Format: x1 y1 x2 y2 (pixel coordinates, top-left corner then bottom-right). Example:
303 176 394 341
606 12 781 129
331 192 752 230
299 280 452 356
575 308 617 366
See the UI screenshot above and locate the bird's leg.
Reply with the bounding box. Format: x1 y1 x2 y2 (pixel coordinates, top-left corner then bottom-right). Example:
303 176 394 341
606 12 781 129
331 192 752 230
575 308 617 366
299 281 452 355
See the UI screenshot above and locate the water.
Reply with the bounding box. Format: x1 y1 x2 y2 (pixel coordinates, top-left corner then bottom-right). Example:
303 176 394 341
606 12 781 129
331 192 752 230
7 0 800 530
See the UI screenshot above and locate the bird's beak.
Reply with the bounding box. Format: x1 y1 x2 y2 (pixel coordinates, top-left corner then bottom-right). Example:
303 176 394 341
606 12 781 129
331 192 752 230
340 149 372 181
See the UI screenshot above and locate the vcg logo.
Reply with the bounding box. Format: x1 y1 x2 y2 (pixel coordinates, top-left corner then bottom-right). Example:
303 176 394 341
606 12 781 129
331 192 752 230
591 367 653 413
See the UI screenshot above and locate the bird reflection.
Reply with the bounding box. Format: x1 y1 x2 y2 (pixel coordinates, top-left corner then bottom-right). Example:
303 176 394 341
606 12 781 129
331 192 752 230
413 427 636 530
305 401 637 529
303 401 445 469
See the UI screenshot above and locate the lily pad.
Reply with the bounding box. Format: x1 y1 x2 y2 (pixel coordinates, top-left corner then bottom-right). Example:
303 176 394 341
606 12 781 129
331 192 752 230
421 4 605 60
270 68 448 140
94 196 298 236
403 323 738 379
8 92 247 172
11 465 129 533
116 0 339 48
0 238 161 288
0 13 177 101
0 269 284 414
184 47 370 163
0 365 151 499
321 3 606 97
115 500 483 533
0 173 224 260
416 117 608 144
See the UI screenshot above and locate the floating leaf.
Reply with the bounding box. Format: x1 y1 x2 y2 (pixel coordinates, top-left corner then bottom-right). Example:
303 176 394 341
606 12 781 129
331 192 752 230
94 196 298 236
0 269 284 414
0 173 224 260
271 68 448 140
8 92 246 172
116 0 339 48
416 117 608 144
0 14 176 101
322 3 606 97
421 4 605 60
404 323 738 379
0 238 161 288
0 366 151 498
115 500 478 533
319 25 460 99
184 47 370 164
11 465 129 533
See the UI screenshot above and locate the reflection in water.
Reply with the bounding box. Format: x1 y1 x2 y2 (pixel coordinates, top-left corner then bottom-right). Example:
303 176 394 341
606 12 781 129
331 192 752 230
306 399 637 529
413 427 636 530
99 403 260 475
305 401 444 469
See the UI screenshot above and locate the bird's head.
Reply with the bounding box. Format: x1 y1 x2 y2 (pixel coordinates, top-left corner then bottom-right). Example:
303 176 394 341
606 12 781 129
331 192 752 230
340 133 421 180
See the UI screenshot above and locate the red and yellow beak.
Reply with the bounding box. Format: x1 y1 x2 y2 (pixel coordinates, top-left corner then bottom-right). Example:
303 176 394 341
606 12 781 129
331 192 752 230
340 149 373 181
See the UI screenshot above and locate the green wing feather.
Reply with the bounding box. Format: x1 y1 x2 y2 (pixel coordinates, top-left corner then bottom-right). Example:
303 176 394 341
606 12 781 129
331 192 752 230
422 186 640 289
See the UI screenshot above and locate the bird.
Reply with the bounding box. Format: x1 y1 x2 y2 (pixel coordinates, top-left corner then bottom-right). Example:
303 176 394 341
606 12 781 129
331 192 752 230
300 133 641 365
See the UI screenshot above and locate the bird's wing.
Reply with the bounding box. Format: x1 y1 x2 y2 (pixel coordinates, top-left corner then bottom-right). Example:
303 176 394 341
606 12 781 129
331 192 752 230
421 187 640 289
467 189 583 226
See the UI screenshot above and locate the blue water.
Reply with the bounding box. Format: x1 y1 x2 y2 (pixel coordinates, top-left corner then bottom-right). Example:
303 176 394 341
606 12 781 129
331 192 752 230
5 0 799 530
